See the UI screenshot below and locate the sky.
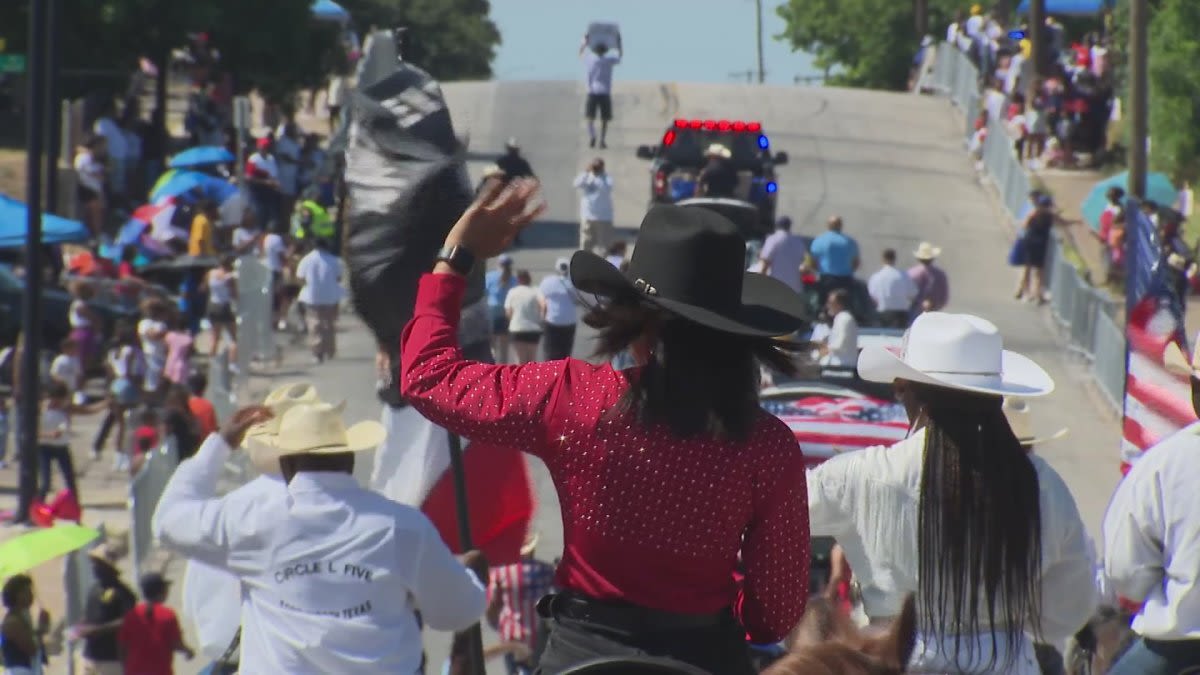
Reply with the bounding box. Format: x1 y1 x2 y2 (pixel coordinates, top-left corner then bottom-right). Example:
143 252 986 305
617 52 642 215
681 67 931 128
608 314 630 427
487 0 818 85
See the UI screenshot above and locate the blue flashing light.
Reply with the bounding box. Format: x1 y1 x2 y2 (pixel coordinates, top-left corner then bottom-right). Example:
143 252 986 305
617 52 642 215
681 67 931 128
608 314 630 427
766 182 778 194
758 134 770 149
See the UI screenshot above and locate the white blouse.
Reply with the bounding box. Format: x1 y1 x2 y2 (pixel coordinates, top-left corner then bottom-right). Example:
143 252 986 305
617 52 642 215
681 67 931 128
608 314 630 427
808 429 1098 672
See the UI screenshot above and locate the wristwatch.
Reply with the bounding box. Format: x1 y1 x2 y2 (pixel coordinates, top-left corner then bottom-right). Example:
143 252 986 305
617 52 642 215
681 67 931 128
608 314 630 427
434 244 476 276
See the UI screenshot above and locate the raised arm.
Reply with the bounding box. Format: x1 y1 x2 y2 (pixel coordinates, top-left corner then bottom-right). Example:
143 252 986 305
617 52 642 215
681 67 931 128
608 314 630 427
737 427 809 644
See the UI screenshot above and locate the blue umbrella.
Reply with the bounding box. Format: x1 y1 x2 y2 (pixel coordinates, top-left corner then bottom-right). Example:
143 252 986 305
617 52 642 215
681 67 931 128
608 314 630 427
168 146 235 169
150 170 237 204
1081 171 1178 231
311 0 350 23
0 194 90 248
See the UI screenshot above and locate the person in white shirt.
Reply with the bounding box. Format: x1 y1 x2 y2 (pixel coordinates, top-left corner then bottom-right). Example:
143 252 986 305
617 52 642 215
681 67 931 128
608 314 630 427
138 300 171 398
579 33 623 148
759 216 809 293
504 270 542 365
573 158 615 255
154 401 487 675
296 238 345 364
867 248 918 328
1101 340 1200 674
261 229 292 329
49 338 85 406
818 289 859 368
538 258 578 361
74 136 108 236
808 312 1096 674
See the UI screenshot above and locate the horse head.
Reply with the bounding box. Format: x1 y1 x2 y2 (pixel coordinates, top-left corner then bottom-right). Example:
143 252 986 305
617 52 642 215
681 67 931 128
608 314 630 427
765 594 918 675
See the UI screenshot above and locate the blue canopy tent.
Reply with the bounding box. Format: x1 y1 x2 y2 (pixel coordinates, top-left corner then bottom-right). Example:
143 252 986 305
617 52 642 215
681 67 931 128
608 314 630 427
311 0 350 23
1016 0 1115 15
0 195 90 248
150 170 238 204
168 145 235 169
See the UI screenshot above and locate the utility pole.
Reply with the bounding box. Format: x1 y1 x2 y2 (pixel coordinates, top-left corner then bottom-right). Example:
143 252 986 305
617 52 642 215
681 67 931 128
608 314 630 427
15 0 47 525
43 0 60 215
915 0 929 38
1128 0 1148 199
755 0 765 84
1026 0 1045 115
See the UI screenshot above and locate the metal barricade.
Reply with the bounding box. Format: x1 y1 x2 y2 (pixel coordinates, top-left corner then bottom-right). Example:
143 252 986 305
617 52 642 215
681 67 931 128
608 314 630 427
62 523 106 675
1091 311 1127 409
208 349 236 424
128 437 180 579
236 255 276 373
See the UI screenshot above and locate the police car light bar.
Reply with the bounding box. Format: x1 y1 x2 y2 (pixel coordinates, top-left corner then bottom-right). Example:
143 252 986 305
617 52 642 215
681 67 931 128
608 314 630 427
672 119 762 133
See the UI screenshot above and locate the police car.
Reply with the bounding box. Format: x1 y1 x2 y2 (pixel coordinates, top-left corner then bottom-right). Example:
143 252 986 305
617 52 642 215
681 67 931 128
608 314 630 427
635 118 788 237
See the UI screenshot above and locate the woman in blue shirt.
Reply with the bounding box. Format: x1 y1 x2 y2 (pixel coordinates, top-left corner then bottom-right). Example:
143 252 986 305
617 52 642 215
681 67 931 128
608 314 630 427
485 254 517 363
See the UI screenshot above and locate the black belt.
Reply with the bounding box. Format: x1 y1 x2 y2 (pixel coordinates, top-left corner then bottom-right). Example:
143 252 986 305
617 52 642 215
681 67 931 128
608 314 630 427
538 592 725 633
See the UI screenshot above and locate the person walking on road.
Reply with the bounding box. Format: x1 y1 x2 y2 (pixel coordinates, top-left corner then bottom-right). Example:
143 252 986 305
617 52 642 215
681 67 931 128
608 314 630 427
807 312 1097 674
908 242 950 315
538 258 579 361
759 216 810 293
1101 341 1200 675
204 255 238 361
153 403 488 674
400 183 811 674
504 269 543 365
1015 195 1055 304
295 238 345 364
809 216 860 298
580 32 622 148
487 254 518 364
867 248 918 328
574 158 614 255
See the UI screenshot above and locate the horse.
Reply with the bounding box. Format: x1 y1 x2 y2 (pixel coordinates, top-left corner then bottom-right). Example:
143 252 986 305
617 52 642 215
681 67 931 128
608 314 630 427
762 594 918 675
1064 605 1137 675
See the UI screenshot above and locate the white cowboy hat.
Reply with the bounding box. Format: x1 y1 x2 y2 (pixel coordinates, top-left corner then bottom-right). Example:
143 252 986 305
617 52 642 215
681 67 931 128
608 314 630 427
705 144 732 159
1003 397 1068 447
857 312 1055 397
245 382 325 475
913 242 942 261
262 402 386 457
521 532 540 556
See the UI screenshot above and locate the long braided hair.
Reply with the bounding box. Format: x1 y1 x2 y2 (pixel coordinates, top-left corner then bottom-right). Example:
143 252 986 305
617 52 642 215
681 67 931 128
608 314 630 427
909 381 1043 668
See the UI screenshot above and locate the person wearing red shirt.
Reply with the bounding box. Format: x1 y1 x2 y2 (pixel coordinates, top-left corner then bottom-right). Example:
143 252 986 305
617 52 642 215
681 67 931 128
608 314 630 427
186 371 219 437
399 180 811 674
118 573 194 675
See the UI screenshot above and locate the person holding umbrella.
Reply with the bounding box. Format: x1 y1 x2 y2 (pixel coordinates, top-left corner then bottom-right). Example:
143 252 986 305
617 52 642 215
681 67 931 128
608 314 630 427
400 181 811 673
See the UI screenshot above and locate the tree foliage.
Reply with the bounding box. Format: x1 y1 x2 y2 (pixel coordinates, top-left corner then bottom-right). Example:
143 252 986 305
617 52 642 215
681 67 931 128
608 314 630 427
776 0 976 90
0 0 499 101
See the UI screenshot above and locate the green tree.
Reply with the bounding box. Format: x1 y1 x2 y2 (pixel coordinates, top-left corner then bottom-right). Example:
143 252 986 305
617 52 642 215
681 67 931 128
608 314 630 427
338 0 501 80
776 0 975 90
1145 0 1200 183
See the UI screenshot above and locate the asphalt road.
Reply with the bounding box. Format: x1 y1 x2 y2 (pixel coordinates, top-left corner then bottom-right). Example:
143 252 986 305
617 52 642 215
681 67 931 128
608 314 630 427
29 78 1118 675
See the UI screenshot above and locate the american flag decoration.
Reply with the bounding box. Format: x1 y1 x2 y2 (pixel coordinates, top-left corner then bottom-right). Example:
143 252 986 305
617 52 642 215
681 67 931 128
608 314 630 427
1121 198 1195 474
762 396 909 468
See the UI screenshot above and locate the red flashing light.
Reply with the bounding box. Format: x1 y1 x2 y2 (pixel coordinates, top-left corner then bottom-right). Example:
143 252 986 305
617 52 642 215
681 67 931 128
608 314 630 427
747 122 762 132
688 120 702 130
732 121 747 132
653 170 668 196
673 119 687 129
662 130 677 146
717 120 732 131
702 120 717 130
671 119 763 133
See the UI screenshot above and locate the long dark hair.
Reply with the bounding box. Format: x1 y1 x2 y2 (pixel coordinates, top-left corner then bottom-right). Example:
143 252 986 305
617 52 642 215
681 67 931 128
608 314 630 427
584 295 801 441
910 382 1042 667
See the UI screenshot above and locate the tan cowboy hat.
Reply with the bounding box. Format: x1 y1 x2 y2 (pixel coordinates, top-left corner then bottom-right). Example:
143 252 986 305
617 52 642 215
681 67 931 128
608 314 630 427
262 402 386 457
1163 340 1200 378
521 532 540 556
245 383 325 475
1003 397 1068 447
913 242 942 261
705 144 732 159
87 540 128 570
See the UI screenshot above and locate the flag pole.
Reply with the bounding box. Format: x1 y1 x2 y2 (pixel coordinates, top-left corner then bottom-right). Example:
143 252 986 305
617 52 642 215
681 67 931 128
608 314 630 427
446 429 486 675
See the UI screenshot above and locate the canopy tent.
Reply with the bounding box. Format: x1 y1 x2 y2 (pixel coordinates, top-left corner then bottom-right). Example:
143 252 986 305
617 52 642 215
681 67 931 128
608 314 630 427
311 0 350 23
0 195 90 248
1016 0 1115 15
168 145 235 169
150 170 238 204
1081 170 1178 230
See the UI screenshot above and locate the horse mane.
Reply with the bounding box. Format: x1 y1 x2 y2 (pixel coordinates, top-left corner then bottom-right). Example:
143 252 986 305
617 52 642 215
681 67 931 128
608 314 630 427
765 594 918 675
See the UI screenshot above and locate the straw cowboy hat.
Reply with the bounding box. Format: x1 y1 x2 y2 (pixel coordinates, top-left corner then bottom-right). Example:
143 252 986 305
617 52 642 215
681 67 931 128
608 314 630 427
262 402 386 457
87 539 128 570
521 532 540 556
913 242 942 261
1003 397 1068 447
858 312 1055 397
704 144 732 159
245 382 324 474
570 205 809 336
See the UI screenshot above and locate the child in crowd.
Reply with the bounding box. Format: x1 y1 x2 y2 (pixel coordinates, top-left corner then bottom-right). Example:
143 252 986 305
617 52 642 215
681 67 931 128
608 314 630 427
163 315 195 387
129 407 161 476
118 572 195 674
138 299 171 402
186 372 218 438
50 338 86 406
93 320 143 469
39 381 104 501
68 280 100 371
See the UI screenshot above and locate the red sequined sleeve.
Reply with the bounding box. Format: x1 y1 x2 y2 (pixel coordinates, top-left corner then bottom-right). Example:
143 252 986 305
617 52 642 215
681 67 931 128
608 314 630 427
735 420 810 644
400 273 567 451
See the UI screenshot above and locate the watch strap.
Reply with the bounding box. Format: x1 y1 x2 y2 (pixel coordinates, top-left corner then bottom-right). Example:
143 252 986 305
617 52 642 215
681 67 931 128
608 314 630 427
435 245 476 275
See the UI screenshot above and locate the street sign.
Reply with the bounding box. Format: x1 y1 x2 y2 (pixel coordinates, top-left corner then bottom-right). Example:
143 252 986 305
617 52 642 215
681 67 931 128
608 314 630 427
233 96 252 130
0 54 26 74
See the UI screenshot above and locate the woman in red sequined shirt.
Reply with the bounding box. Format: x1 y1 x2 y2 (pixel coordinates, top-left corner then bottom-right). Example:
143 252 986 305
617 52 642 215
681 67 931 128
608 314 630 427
400 180 812 674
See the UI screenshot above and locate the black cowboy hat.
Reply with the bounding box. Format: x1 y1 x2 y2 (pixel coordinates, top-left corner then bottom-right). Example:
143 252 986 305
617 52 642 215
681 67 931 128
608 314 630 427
570 204 809 336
